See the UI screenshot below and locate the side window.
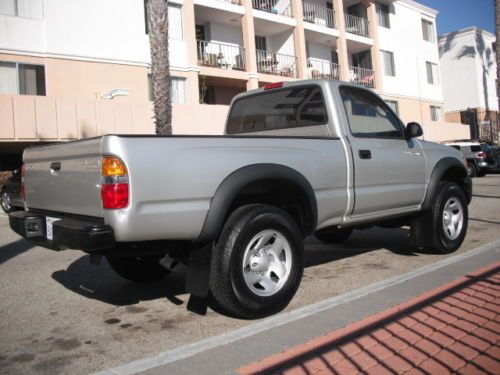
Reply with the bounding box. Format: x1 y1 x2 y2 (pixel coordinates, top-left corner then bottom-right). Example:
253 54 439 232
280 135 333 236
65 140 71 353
450 145 461 151
226 85 328 134
339 86 404 138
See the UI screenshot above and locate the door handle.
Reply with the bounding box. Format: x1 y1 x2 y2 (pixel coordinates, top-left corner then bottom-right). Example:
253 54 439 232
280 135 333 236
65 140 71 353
359 150 371 159
50 162 61 172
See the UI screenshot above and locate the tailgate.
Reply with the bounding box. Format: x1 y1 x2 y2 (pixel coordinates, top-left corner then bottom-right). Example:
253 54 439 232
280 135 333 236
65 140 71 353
23 138 103 217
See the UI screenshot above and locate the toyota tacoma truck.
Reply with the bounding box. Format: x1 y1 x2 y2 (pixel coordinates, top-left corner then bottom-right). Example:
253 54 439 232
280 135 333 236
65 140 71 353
9 80 472 319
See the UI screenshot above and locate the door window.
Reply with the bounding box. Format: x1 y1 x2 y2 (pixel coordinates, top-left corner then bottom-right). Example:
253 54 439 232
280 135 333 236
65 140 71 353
340 86 403 138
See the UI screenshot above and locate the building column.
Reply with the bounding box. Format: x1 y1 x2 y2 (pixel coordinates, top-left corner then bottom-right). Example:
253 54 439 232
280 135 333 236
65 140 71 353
292 0 308 79
333 0 349 82
242 0 259 90
363 0 383 91
182 0 200 103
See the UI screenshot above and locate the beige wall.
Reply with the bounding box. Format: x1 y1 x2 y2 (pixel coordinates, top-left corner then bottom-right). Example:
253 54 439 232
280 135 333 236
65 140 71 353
0 94 230 141
0 53 150 101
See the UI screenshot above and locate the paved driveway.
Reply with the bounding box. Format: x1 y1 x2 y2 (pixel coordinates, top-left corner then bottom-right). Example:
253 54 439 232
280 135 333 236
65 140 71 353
0 175 499 374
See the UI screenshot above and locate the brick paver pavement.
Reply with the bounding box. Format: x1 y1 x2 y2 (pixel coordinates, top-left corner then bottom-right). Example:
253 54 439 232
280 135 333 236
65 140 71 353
238 263 500 375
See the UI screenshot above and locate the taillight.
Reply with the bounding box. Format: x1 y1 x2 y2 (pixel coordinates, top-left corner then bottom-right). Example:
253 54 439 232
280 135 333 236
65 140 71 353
101 156 128 209
476 151 486 158
21 164 26 201
263 82 283 90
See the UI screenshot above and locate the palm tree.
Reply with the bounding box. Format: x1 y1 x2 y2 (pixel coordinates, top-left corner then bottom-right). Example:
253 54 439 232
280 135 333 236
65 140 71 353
496 0 500 111
147 0 172 135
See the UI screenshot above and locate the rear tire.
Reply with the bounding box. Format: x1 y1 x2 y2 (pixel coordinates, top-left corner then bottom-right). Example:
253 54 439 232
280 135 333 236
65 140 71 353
411 181 468 254
210 204 304 319
467 162 477 178
106 254 170 283
476 170 487 177
315 226 353 244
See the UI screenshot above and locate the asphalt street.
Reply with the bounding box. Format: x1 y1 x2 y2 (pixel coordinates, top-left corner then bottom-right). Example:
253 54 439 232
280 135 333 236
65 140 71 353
0 174 499 375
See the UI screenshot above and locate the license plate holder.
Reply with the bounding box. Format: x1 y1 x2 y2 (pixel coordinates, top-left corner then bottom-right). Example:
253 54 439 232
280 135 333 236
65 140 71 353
46 217 61 240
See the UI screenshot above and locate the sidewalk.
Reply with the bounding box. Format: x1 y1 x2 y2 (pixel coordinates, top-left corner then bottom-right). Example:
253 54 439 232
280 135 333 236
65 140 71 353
238 262 500 375
96 241 499 375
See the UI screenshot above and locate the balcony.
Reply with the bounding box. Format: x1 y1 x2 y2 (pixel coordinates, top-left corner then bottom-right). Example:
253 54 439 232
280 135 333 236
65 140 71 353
256 50 297 77
214 0 241 4
349 66 374 88
307 58 340 80
344 14 369 37
252 0 292 17
302 1 335 29
197 40 246 70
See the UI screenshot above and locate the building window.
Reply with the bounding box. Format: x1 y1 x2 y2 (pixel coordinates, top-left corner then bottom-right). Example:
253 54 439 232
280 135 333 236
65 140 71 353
144 2 183 40
381 50 395 76
148 74 187 103
385 100 399 115
430 105 442 121
376 3 390 28
422 19 435 43
255 36 267 51
0 0 44 19
0 61 46 95
426 62 439 85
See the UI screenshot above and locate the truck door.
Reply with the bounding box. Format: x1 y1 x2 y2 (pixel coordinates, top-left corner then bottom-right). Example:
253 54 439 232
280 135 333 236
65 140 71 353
338 86 426 216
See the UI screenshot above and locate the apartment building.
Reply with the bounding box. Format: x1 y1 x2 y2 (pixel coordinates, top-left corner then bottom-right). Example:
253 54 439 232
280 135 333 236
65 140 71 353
439 27 499 141
0 0 469 164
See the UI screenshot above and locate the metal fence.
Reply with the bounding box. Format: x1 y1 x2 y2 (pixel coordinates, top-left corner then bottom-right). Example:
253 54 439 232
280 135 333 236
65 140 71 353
252 0 292 17
344 13 369 37
479 119 500 143
197 40 246 70
302 1 335 28
256 50 297 77
307 58 340 80
349 66 374 88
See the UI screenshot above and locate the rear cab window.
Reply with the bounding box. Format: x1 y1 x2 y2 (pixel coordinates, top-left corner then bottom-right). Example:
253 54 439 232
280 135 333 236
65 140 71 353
226 85 328 135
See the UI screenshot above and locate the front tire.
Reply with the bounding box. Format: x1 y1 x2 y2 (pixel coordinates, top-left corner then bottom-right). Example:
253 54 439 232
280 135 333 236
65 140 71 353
210 204 304 319
411 182 468 254
1 189 14 213
106 254 170 283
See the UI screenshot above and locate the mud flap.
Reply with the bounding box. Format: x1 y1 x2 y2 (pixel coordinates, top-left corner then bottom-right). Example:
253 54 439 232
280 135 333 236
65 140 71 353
185 243 213 315
410 211 433 248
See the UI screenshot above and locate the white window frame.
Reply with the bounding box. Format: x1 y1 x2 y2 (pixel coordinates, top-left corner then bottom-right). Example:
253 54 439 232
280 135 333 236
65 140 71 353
376 3 390 28
0 0 44 19
0 60 46 95
422 19 435 43
381 50 395 76
385 100 399 115
426 61 439 85
147 75 187 103
430 105 442 121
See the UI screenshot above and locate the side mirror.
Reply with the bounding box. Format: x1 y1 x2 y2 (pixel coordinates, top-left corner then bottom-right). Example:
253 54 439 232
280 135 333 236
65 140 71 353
405 122 423 139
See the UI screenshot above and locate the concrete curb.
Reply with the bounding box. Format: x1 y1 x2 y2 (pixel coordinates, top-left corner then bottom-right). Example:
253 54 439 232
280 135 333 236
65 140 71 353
94 239 500 375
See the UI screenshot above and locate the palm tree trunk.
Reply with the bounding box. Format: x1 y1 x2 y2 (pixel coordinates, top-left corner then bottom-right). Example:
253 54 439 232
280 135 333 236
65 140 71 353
496 0 500 112
147 0 172 135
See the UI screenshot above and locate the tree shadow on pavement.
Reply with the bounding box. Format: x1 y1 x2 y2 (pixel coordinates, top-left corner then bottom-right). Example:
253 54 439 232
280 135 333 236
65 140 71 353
51 255 187 306
0 239 35 264
304 227 433 268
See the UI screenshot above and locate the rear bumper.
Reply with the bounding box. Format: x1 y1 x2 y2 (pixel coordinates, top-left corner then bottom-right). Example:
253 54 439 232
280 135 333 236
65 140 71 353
9 211 115 252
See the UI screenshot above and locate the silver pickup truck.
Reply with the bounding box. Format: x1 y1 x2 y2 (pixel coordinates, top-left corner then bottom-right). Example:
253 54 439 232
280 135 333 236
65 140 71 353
9 80 472 318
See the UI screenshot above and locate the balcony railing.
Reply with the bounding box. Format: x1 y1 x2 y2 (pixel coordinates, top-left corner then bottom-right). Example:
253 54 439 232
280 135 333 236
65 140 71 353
197 40 246 70
307 58 340 80
302 1 335 29
256 50 297 77
215 0 241 4
344 13 369 37
350 66 374 88
252 0 292 17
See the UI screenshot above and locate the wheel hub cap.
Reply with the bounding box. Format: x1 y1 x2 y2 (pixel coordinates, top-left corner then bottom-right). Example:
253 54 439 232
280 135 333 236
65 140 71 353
442 197 464 241
242 230 292 297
